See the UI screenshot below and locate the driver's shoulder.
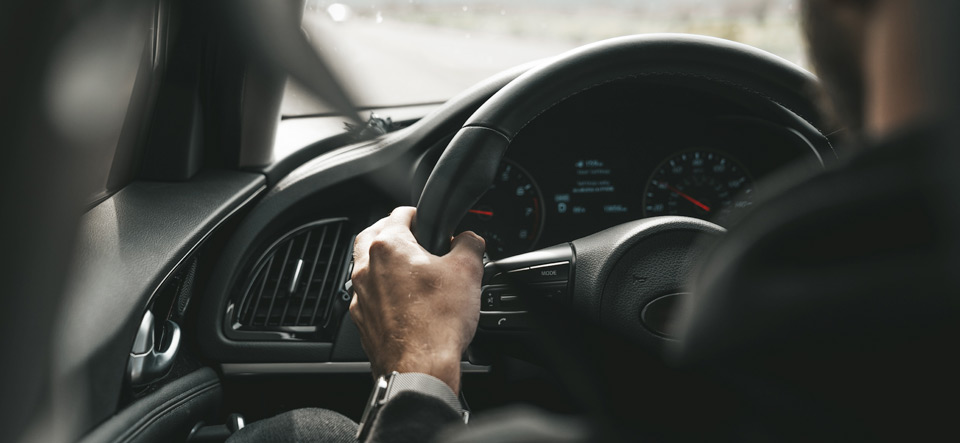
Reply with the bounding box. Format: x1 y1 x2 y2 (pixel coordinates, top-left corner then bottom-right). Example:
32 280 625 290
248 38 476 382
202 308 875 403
694 125 953 303
676 127 956 366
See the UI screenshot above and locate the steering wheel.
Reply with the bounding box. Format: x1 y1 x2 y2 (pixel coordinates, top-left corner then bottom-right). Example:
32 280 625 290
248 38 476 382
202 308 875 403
413 34 823 345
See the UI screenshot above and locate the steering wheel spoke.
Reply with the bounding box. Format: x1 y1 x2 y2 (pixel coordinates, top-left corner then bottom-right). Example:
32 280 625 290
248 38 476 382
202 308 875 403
478 243 573 331
475 217 725 348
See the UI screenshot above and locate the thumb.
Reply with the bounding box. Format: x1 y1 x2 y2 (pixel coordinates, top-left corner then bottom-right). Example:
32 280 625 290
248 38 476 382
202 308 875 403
448 231 486 261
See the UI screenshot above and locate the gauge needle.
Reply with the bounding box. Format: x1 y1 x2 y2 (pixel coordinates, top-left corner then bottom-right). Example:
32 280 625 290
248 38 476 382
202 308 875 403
665 184 711 212
468 209 494 216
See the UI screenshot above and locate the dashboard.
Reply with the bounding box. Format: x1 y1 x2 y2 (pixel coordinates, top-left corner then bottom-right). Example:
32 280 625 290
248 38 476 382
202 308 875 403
449 81 825 258
197 40 836 368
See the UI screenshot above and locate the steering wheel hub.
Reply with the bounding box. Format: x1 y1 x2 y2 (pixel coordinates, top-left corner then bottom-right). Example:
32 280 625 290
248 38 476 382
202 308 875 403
576 217 724 347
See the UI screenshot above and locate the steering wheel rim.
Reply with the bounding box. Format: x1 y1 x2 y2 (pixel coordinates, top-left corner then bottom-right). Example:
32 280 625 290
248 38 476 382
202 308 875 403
414 33 823 255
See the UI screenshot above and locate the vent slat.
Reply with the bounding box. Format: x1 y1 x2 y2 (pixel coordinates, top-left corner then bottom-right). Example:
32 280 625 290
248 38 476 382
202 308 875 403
236 264 263 323
296 226 328 325
263 239 294 326
280 231 312 326
310 223 343 324
322 240 349 322
247 255 275 325
233 219 350 340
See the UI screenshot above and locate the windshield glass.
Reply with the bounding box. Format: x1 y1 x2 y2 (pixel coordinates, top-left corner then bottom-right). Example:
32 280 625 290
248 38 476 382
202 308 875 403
283 0 804 116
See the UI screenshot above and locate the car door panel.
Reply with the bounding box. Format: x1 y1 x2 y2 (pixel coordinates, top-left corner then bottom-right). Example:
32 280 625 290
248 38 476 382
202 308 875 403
78 368 221 443
61 171 264 441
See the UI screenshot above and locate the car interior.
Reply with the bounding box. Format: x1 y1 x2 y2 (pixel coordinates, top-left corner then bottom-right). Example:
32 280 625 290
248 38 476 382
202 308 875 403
4 1 959 442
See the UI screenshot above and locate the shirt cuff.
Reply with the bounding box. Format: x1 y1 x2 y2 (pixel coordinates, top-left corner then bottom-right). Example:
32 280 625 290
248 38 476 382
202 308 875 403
383 372 462 413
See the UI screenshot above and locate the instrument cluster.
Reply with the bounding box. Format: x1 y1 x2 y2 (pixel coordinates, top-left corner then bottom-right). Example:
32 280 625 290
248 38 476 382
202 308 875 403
453 85 824 259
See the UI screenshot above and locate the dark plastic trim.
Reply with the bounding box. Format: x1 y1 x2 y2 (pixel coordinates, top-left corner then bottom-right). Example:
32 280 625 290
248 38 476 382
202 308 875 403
78 368 222 443
59 170 264 434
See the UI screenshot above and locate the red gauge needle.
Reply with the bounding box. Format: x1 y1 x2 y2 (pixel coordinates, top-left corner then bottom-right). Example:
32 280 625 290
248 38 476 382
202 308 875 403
665 184 711 212
468 209 494 216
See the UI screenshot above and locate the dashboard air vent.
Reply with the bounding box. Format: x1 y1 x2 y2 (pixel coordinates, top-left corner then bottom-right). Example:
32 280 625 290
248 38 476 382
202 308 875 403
230 218 352 341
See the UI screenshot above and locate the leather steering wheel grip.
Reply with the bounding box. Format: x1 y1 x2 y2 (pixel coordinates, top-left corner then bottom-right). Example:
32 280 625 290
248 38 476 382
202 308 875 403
414 127 509 255
413 34 820 255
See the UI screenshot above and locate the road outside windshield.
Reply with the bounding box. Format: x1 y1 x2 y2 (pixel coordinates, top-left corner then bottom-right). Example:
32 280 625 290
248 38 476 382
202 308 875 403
284 0 804 116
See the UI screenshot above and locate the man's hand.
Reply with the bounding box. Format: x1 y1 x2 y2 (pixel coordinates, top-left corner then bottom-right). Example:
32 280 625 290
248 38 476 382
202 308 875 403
350 206 485 394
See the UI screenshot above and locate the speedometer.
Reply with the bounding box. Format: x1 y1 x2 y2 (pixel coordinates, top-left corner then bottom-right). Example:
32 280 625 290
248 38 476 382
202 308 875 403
456 159 544 259
642 149 755 224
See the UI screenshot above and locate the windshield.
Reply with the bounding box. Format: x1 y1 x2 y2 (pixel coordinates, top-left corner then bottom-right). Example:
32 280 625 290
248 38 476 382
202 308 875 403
283 0 805 117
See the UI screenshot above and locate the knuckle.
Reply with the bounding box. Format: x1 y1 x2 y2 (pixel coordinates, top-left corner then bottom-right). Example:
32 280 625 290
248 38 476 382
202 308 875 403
355 230 368 244
351 266 368 284
455 231 486 255
348 295 359 313
391 206 416 218
368 237 395 257
348 303 362 324
355 228 375 245
474 234 487 249
465 230 484 243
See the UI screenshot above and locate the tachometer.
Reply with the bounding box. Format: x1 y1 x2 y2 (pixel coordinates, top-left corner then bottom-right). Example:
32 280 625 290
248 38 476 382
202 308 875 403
456 159 544 259
642 149 755 224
